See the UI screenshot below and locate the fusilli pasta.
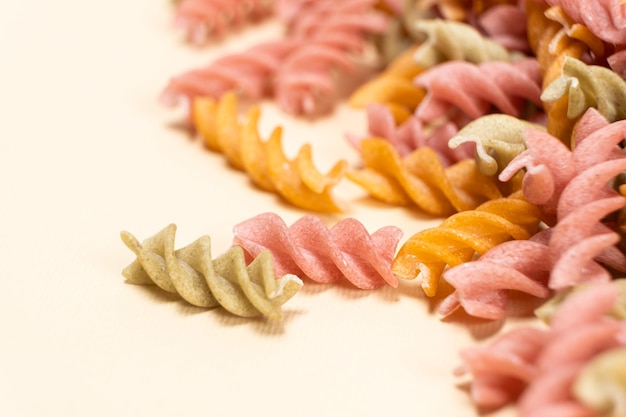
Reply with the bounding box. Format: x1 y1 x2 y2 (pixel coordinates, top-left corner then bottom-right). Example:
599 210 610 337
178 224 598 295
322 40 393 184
121 224 303 321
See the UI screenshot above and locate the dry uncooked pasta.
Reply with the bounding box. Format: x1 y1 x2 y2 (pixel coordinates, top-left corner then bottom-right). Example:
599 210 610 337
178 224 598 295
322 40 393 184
413 58 542 122
457 281 626 414
348 45 426 123
347 138 510 216
448 113 544 176
545 0 626 44
172 0 274 45
232 212 402 289
541 56 626 122
347 103 471 164
191 92 348 212
120 224 303 321
410 19 513 68
393 192 541 297
525 1 606 143
573 347 626 417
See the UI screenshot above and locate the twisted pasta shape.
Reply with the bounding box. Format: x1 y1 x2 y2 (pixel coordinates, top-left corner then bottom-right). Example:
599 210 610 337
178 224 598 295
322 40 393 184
191 92 347 212
545 0 626 44
161 40 301 107
346 138 507 216
448 114 545 176
120 224 303 321
455 327 549 410
348 45 426 123
393 192 541 297
525 1 606 143
410 19 513 68
499 109 626 224
346 103 471 165
541 56 626 122
172 0 274 45
574 348 626 417
517 282 626 417
232 212 403 289
273 0 390 115
413 58 543 123
458 281 626 413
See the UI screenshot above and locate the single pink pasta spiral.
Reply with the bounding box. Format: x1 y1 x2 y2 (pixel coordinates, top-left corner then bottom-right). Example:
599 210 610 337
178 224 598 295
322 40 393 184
413 58 542 123
475 1 530 53
273 0 390 115
172 0 274 45
160 40 301 108
232 212 403 289
346 103 474 165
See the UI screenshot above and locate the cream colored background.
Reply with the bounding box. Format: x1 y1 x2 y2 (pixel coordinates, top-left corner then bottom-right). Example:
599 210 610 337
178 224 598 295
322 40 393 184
0 1 532 416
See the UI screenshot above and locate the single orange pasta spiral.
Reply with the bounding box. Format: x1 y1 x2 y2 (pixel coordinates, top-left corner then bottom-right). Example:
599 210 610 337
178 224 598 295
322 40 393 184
191 92 348 212
393 192 541 297
346 138 515 216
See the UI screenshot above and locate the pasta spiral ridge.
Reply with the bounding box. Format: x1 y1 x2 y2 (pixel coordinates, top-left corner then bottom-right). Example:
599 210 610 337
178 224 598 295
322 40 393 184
273 0 390 115
448 113 545 176
414 58 543 122
526 1 606 143
191 92 348 212
393 192 542 297
410 19 514 68
120 224 303 321
346 138 507 216
545 0 626 44
499 109 626 224
172 0 274 45
439 184 626 319
161 40 300 108
457 281 626 413
346 103 472 165
232 212 403 289
517 282 626 417
541 56 626 123
573 347 626 417
348 45 427 123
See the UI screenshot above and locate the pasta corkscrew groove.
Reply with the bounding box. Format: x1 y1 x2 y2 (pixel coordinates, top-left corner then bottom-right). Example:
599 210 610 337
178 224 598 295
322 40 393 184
120 224 303 321
232 212 403 290
191 92 348 212
347 138 507 216
393 192 542 297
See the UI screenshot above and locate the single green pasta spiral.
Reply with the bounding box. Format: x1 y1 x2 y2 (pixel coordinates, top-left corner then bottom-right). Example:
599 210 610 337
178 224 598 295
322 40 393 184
121 224 303 321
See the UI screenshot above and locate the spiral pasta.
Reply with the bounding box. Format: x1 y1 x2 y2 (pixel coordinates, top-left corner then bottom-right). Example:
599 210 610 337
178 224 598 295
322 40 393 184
411 19 513 68
273 0 390 115
448 114 545 176
347 138 507 216
541 56 626 122
161 40 301 107
172 0 274 45
573 348 626 417
348 45 426 123
413 58 542 123
544 0 626 44
191 92 347 212
457 281 626 413
120 224 303 321
392 192 541 297
525 1 606 143
232 212 403 289
350 103 473 164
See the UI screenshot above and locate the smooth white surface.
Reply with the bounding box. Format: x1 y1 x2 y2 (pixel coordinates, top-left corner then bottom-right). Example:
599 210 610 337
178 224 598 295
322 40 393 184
0 1 532 416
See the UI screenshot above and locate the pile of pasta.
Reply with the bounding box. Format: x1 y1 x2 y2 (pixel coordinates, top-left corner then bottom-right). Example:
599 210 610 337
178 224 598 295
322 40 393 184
123 0 626 415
